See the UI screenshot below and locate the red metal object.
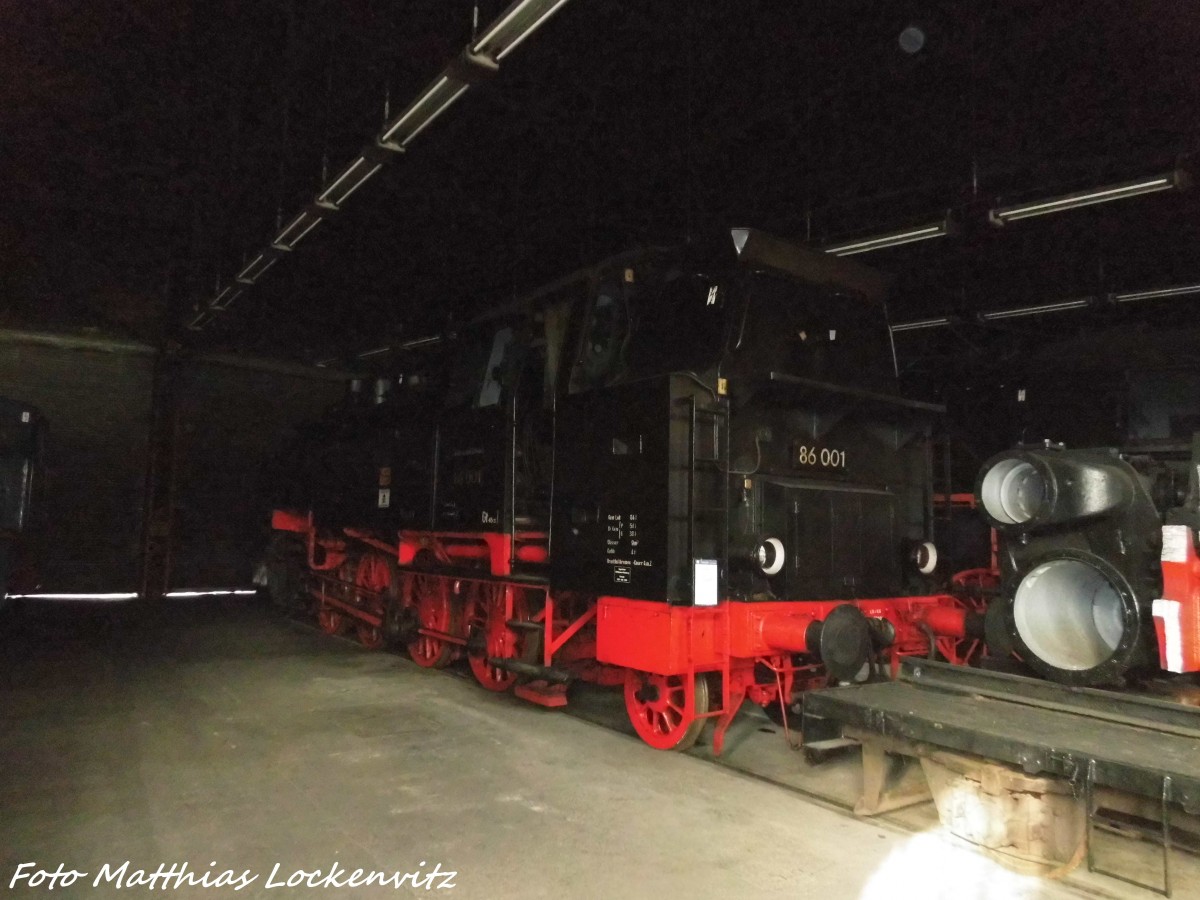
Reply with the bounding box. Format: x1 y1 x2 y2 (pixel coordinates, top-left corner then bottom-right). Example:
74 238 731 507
595 592 966 753
356 623 385 649
1154 525 1200 673
271 508 310 533
911 605 968 639
397 530 548 576
275 507 981 754
407 573 459 668
315 589 383 627
355 552 393 600
596 595 960 675
317 607 346 635
624 670 709 751
466 583 531 691
514 681 569 707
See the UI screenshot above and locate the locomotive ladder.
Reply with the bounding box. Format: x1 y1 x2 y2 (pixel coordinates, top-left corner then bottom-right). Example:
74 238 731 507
802 658 1200 896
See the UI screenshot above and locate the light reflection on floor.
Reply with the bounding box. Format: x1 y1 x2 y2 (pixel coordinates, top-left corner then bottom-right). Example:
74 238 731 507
860 830 1050 900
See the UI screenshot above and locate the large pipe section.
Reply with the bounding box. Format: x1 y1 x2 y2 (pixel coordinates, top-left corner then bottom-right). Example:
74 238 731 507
978 450 1136 529
977 447 1162 685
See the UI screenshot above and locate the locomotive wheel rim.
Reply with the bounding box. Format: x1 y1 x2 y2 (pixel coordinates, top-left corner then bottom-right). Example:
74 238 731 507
407 575 456 668
355 553 393 608
467 585 528 692
356 623 385 650
317 606 345 636
623 671 709 751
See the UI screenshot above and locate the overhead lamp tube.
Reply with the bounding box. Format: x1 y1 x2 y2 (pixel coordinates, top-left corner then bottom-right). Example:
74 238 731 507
989 170 1186 225
272 212 323 250
357 347 392 359
980 299 1091 321
1114 283 1200 303
378 76 469 150
399 335 443 350
210 286 243 310
236 251 279 285
316 157 383 210
188 310 214 330
890 317 951 333
823 220 948 256
472 0 574 61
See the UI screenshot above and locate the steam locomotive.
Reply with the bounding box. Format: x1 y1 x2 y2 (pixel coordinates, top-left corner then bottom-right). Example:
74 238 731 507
267 229 980 752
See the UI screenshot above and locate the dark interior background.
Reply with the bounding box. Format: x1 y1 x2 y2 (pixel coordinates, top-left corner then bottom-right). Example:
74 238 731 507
4 1 1199 587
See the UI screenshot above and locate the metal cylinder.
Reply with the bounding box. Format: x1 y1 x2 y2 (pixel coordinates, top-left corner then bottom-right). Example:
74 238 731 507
979 458 1045 526
1013 558 1126 672
760 615 816 653
977 449 1135 530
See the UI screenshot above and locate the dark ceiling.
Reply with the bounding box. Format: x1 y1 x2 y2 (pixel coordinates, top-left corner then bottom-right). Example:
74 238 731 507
5 1 1199 371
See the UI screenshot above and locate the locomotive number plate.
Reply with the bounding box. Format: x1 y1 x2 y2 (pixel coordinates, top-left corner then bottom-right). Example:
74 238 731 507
793 445 847 469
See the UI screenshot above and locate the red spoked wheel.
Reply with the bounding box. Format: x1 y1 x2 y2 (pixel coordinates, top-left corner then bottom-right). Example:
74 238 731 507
623 670 710 751
407 574 458 668
466 583 532 692
356 622 385 650
353 553 394 650
317 606 346 636
355 553 394 603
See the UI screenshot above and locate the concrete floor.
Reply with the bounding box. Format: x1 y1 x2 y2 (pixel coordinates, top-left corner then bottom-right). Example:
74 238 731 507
0 599 1190 899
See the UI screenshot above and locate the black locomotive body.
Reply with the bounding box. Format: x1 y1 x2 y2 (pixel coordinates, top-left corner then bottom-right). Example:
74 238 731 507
270 229 971 752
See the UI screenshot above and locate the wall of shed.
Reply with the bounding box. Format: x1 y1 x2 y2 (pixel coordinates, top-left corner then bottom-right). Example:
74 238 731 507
0 336 154 590
170 359 345 589
0 333 347 593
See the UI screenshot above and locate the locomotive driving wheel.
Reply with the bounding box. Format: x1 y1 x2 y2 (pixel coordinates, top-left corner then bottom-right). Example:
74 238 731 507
407 574 458 668
466 583 531 692
317 606 346 636
353 553 394 650
624 670 710 751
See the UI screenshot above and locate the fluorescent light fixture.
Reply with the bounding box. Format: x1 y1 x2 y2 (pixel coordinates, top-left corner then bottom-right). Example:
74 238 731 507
210 285 243 311
272 211 323 250
357 346 391 359
189 0 576 333
1113 283 1200 303
316 156 383 210
890 317 950 333
822 219 949 256
399 335 442 350
236 251 279 285
377 76 469 151
989 170 1187 225
980 298 1091 321
472 0 574 61
5 592 138 601
188 310 215 330
164 589 259 598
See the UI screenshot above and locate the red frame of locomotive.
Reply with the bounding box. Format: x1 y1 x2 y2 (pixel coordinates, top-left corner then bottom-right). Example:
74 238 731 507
273 507 980 753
